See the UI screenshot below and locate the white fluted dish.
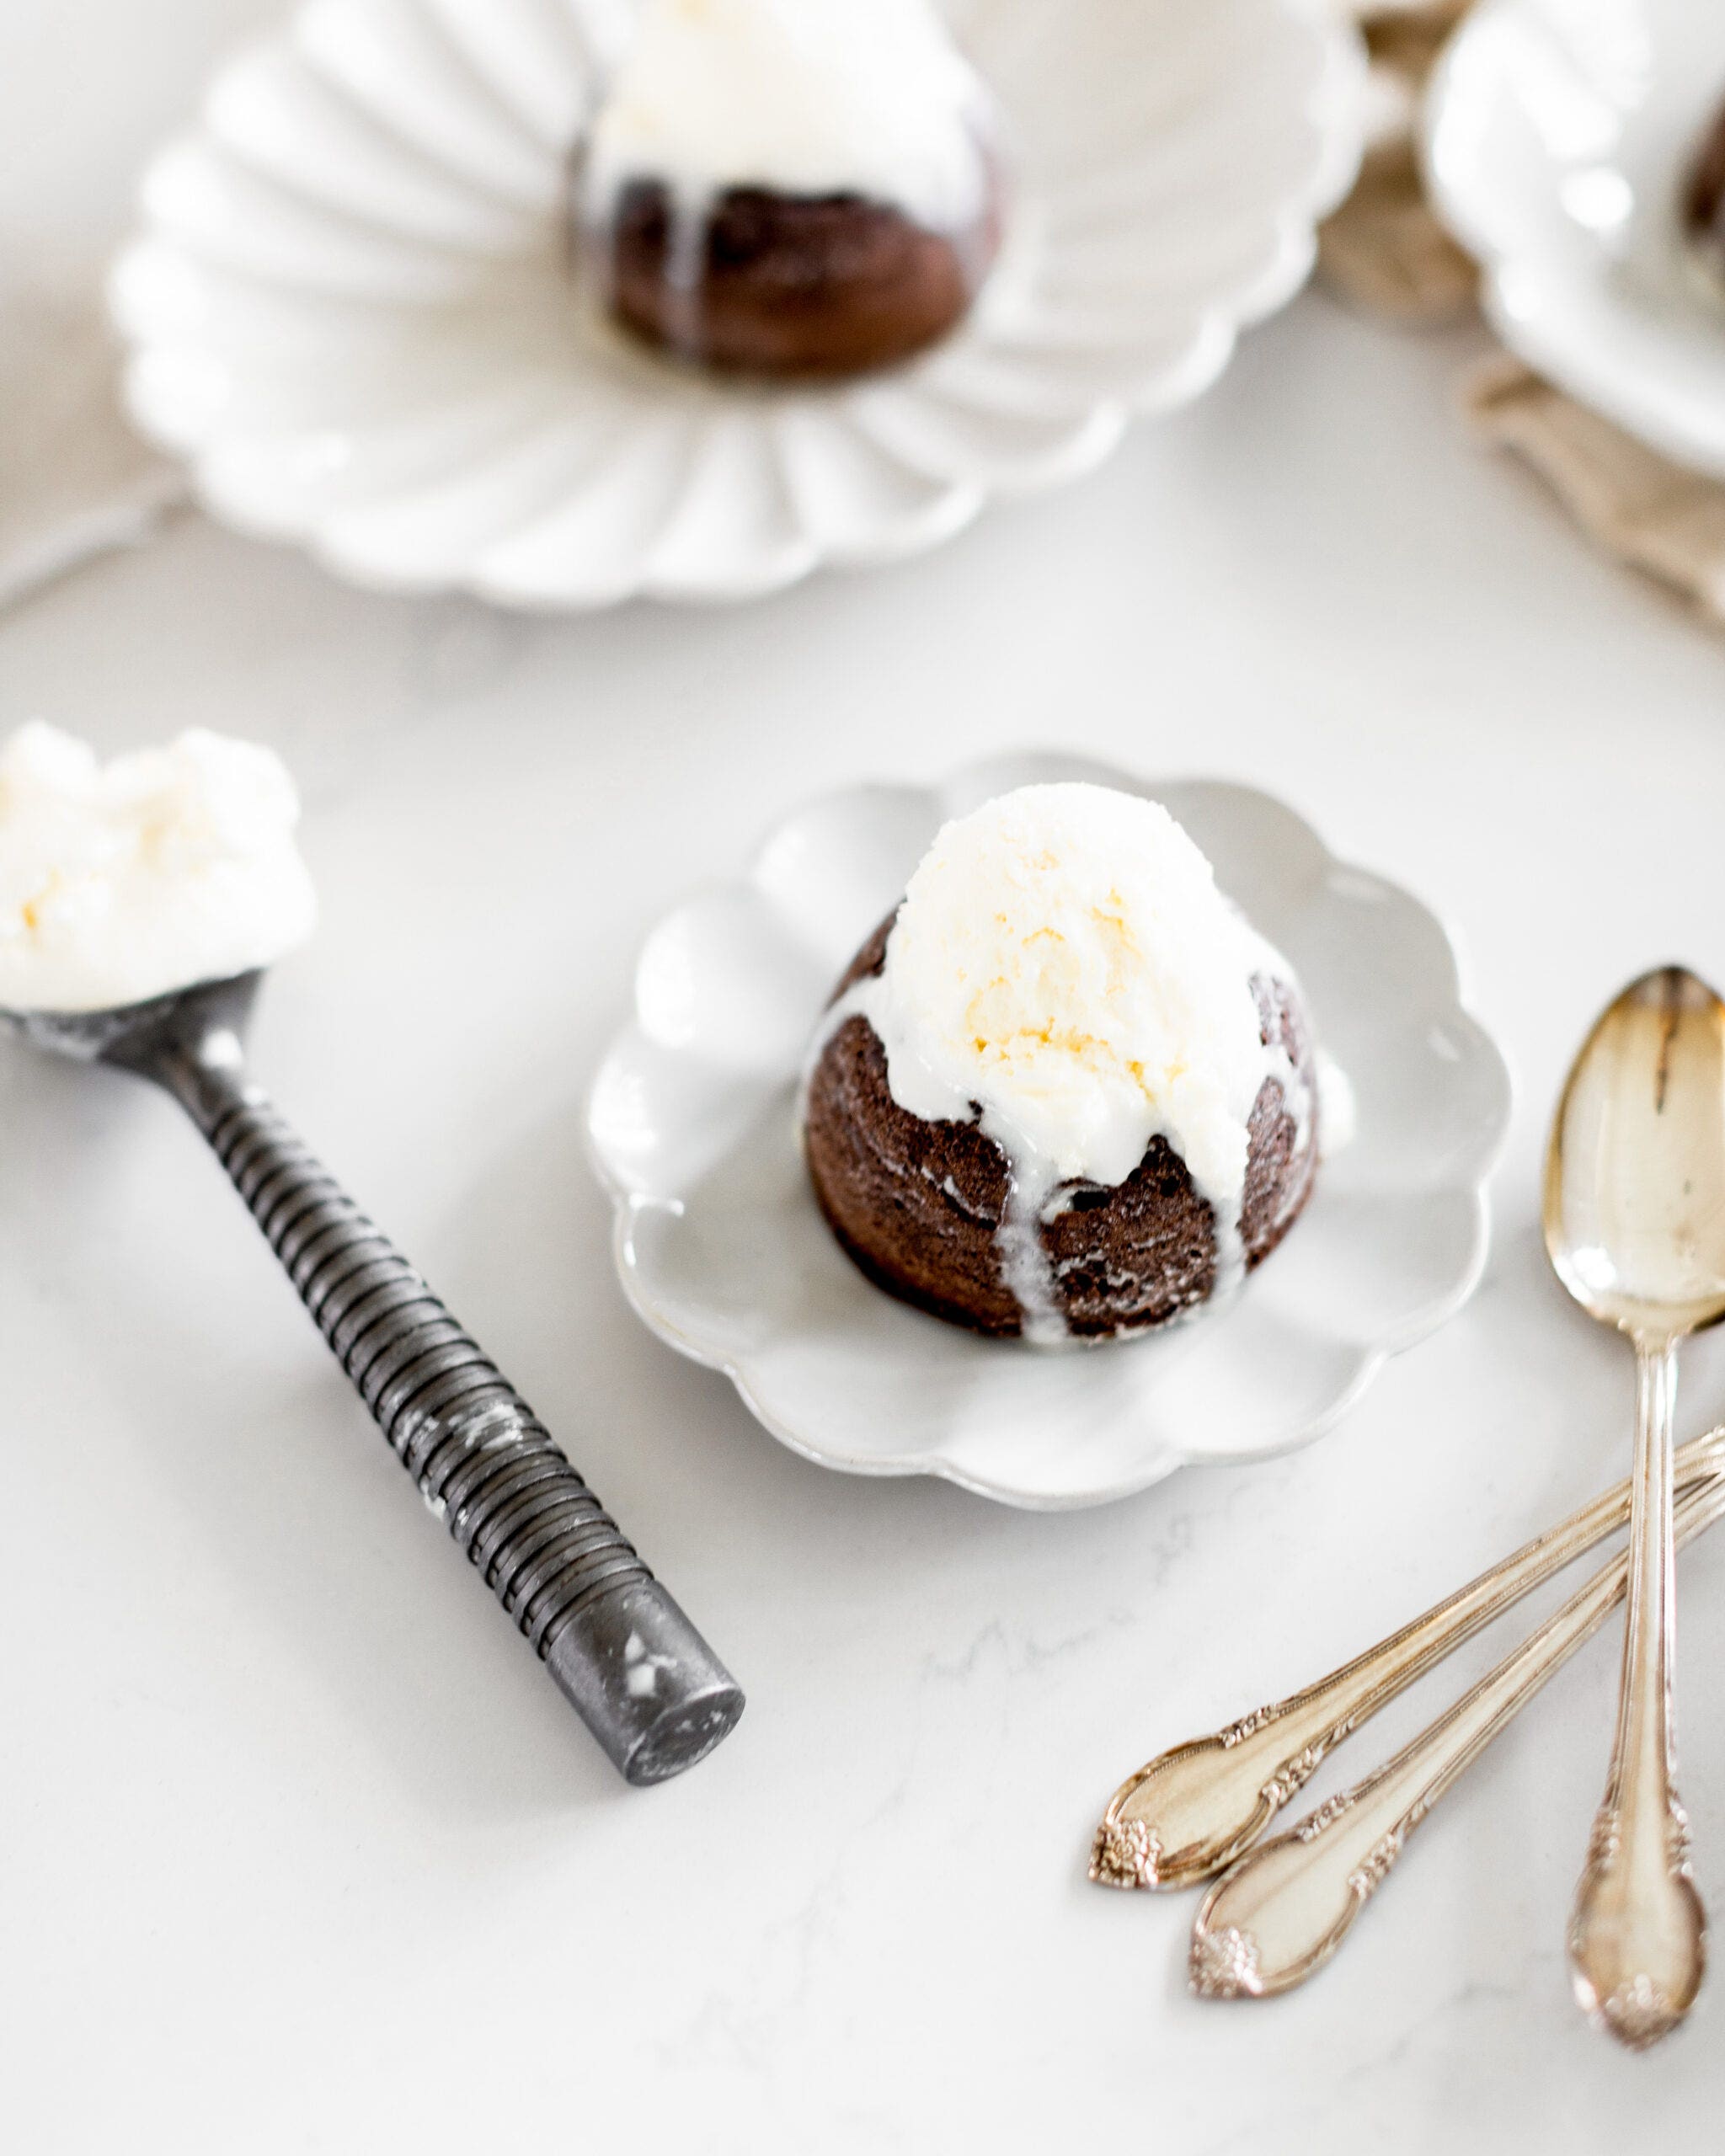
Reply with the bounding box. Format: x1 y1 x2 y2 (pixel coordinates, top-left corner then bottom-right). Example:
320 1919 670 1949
1425 0 1725 475
587 755 1512 1508
109 0 1364 608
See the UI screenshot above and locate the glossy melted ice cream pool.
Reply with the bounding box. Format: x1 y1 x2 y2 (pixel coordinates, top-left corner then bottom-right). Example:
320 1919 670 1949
804 784 1333 1344
0 722 316 1014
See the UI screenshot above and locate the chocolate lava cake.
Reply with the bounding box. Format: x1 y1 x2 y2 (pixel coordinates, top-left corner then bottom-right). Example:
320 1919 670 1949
595 178 1001 379
804 915 1320 1343
1687 99 1725 270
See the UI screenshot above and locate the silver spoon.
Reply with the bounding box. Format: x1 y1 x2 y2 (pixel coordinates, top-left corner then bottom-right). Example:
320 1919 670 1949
1090 1425 1725 1893
1187 1461 1725 2000
1544 965 1725 2047
3 969 744 1786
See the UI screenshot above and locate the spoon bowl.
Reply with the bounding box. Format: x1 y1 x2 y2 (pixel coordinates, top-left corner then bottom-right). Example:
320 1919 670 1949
1543 965 1722 2047
1546 966 1725 1342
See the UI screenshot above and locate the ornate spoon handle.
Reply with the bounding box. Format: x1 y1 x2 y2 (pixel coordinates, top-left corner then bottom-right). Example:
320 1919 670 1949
1091 1424 1725 1891
1187 1468 1725 2000
1568 1340 1706 2048
155 1038 744 1787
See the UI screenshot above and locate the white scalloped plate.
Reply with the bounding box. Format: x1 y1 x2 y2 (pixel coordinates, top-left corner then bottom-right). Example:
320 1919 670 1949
108 0 1365 608
1425 0 1725 476
587 755 1513 1508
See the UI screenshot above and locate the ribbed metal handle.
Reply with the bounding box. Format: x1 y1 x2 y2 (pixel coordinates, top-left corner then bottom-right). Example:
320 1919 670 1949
160 1046 743 1785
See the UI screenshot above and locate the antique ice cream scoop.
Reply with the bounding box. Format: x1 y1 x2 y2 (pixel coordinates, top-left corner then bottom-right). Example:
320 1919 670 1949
0 724 740 1785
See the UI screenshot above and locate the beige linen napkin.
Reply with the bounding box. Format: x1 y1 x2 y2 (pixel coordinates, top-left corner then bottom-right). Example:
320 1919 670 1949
1319 0 1477 326
1320 1 1725 624
1466 359 1725 615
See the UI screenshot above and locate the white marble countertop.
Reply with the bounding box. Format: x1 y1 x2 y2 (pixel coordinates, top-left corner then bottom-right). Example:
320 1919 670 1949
8 6 1725 2148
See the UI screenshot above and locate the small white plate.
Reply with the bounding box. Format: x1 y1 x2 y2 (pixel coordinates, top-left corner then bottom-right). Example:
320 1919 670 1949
108 0 1364 609
1424 0 1725 476
587 755 1512 1509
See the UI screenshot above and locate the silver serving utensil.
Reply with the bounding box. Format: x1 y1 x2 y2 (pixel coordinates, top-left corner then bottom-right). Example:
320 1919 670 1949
4 970 744 1786
1090 1423 1725 1892
1543 966 1725 2047
1188 1461 1725 2000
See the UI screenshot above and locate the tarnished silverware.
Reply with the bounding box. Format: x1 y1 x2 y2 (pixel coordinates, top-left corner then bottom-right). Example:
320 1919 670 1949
1089 1422 1725 1893
1187 1465 1725 2001
1545 967 1725 2047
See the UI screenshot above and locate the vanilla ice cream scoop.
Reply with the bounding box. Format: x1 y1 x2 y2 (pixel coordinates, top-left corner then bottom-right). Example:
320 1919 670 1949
584 0 994 233
871 784 1283 1199
0 721 316 1012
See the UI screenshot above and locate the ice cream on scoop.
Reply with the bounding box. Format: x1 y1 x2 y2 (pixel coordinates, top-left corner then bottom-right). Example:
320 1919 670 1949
0 722 316 1013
